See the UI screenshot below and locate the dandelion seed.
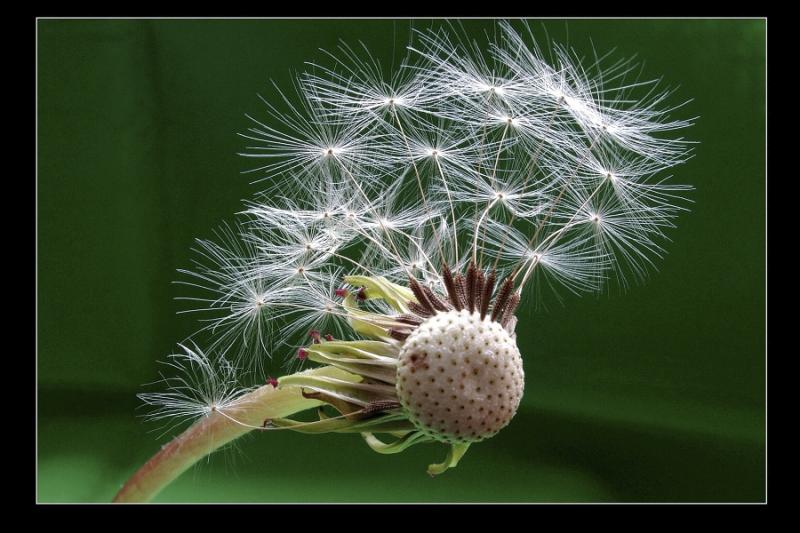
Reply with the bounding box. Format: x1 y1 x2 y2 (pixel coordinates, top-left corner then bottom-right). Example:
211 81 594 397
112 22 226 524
138 344 252 434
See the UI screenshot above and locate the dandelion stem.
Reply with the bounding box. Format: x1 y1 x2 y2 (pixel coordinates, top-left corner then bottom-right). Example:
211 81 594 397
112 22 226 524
113 366 340 503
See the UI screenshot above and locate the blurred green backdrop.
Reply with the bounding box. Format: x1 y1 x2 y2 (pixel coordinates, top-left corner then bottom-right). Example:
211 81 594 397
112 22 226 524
37 18 766 502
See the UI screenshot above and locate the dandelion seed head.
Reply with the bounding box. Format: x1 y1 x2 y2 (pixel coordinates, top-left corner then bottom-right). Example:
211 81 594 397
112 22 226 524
147 21 695 448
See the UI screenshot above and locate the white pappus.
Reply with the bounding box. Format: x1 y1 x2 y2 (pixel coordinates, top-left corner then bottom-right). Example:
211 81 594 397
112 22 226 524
134 20 695 481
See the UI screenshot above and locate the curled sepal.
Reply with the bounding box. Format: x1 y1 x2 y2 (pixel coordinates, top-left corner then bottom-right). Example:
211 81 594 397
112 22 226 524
279 371 396 408
344 275 416 312
269 412 415 434
306 339 399 383
311 339 398 358
362 431 432 454
427 442 471 476
342 293 410 340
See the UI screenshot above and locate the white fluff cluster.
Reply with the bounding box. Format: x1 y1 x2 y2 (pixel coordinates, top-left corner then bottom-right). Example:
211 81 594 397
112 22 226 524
150 21 693 413
138 344 252 434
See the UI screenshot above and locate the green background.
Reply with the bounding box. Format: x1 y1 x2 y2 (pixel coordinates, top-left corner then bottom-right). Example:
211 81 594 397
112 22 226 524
37 19 766 502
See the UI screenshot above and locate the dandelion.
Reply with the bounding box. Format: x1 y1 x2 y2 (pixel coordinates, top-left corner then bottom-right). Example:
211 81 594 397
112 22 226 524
115 21 694 502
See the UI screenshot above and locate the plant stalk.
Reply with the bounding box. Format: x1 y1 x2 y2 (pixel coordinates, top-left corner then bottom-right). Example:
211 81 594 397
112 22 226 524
113 366 342 503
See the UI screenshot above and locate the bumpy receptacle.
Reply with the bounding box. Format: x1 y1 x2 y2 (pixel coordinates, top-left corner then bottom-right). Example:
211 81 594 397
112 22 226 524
396 309 524 443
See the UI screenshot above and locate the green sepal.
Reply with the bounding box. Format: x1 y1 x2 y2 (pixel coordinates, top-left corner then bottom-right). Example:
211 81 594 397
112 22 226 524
340 276 418 340
311 339 399 358
269 412 415 435
342 293 387 339
342 294 401 340
362 430 431 454
344 275 416 312
306 339 398 383
277 366 359 387
427 442 471 476
279 372 396 407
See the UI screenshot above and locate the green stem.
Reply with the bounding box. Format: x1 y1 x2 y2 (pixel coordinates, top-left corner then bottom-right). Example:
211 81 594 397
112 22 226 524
113 366 343 503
